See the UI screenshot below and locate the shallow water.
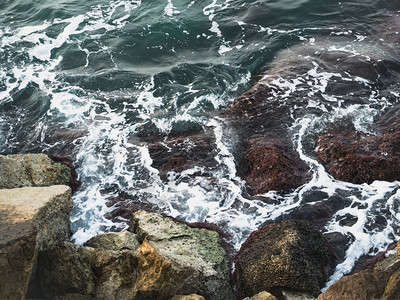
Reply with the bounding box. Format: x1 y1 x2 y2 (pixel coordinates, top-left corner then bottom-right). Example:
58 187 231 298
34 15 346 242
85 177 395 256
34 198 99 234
1 0 399 287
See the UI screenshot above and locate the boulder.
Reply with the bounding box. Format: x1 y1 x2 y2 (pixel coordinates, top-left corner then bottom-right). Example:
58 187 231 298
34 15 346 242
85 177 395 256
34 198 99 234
0 154 71 189
0 185 72 300
243 291 278 300
48 154 81 192
38 241 138 299
317 268 392 300
234 220 335 299
318 248 400 300
130 210 234 300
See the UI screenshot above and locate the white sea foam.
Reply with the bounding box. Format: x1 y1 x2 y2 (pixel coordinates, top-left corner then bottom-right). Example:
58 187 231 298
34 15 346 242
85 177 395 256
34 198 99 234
165 0 180 17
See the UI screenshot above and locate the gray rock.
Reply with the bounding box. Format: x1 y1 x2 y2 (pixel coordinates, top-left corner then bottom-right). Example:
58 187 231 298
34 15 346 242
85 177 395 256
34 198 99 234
130 210 234 300
0 185 72 300
0 154 70 189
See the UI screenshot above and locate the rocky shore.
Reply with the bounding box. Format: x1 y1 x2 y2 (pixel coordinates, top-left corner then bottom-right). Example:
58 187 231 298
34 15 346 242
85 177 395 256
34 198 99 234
2 14 400 299
1 148 393 295
1 154 400 299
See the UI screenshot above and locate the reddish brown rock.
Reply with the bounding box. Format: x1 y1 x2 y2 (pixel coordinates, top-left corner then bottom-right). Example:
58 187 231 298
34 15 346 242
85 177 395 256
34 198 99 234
145 132 217 178
245 138 310 193
316 129 400 184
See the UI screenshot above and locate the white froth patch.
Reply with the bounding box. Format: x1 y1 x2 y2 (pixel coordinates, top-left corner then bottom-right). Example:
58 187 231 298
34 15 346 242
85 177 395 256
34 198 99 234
30 15 86 61
165 0 180 16
218 44 232 54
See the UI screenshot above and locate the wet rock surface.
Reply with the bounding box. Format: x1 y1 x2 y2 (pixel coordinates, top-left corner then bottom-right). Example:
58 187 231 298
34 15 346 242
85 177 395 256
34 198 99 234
316 129 400 184
0 185 72 300
234 220 336 299
145 131 217 179
245 137 311 193
48 154 81 193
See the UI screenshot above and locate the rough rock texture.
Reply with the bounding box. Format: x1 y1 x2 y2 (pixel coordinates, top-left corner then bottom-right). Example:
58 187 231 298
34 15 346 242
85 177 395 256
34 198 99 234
0 185 72 300
135 241 202 299
234 220 335 299
318 269 392 300
130 210 234 300
0 154 71 189
84 231 140 252
38 241 138 300
243 291 278 300
318 247 400 300
170 294 206 300
316 129 400 184
245 137 310 193
53 294 95 300
52 294 96 300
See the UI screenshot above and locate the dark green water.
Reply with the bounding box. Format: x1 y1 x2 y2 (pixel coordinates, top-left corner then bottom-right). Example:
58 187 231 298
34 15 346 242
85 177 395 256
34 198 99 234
1 0 400 286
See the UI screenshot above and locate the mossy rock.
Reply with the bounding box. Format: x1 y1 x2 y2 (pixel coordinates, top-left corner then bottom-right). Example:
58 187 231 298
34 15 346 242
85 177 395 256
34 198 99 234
130 210 234 300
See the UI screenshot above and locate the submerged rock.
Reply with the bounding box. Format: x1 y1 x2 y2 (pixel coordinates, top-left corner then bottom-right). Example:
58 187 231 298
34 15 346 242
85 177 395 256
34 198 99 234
0 154 71 189
316 129 400 184
234 220 335 299
245 137 310 193
130 210 234 300
0 185 72 300
145 131 217 179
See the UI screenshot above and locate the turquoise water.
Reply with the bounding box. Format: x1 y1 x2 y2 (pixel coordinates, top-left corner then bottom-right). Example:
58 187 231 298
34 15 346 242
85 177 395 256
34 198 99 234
1 0 400 287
